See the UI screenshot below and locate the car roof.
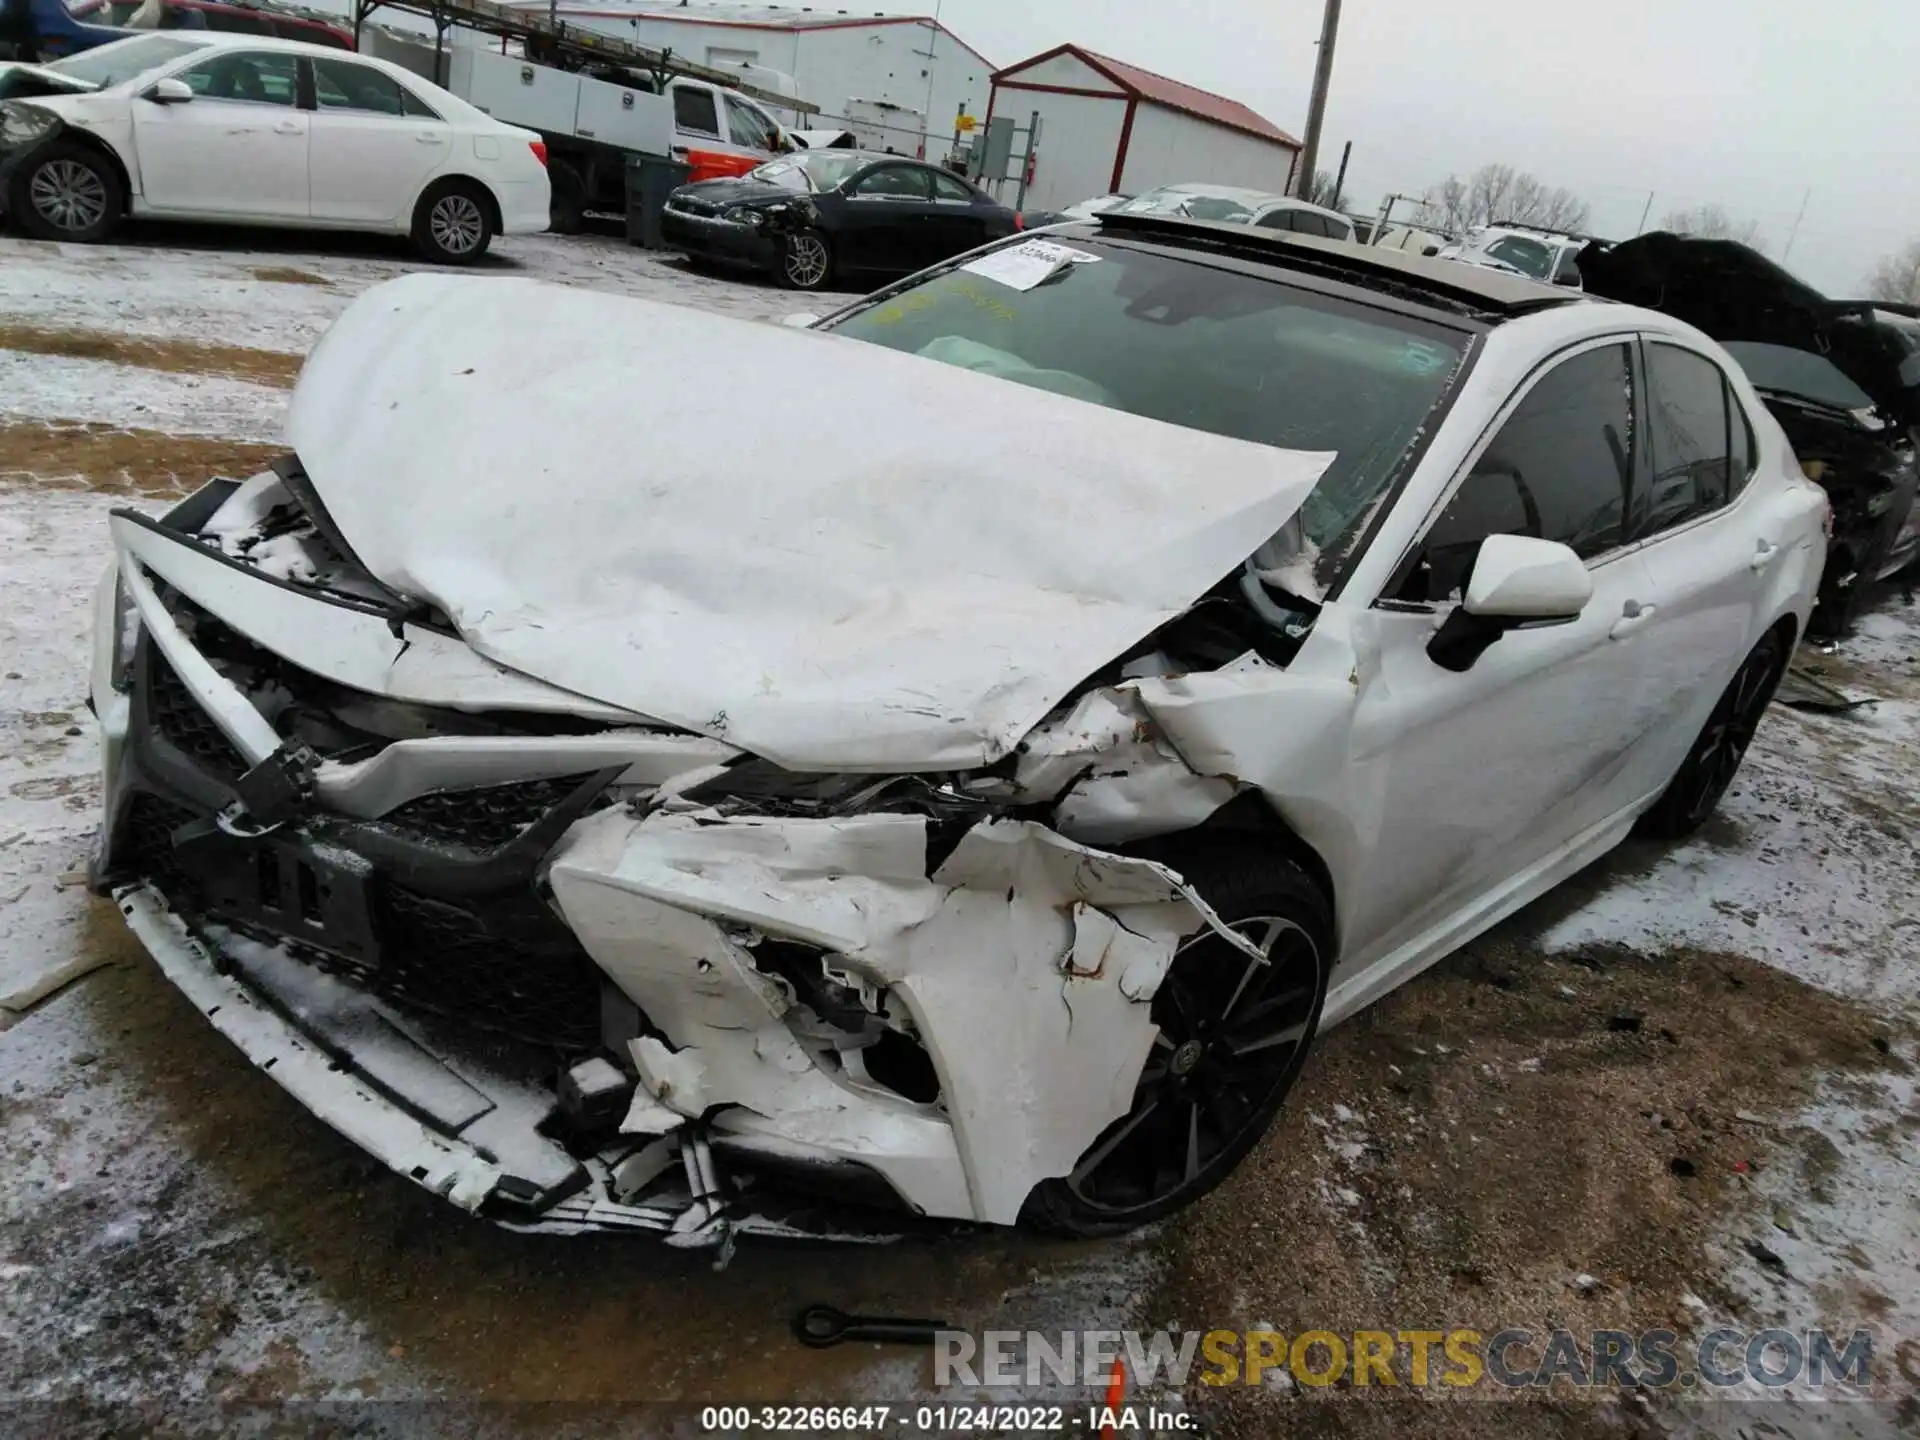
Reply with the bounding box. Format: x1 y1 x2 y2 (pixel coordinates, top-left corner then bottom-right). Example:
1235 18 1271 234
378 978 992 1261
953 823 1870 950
795 148 936 167
1086 211 1581 316
116 29 365 56
1256 197 1348 220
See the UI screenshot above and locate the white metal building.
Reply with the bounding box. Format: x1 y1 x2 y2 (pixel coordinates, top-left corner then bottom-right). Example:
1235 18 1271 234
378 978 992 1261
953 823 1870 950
989 45 1301 213
514 2 998 156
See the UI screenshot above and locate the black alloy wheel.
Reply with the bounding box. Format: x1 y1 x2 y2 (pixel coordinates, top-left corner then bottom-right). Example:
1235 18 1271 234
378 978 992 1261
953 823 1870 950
1636 626 1789 839
1023 850 1332 1236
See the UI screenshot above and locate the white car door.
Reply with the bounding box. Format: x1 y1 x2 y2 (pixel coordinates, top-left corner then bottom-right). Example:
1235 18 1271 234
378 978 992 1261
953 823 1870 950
131 49 308 218
1338 339 1671 965
1623 338 1776 767
306 56 452 224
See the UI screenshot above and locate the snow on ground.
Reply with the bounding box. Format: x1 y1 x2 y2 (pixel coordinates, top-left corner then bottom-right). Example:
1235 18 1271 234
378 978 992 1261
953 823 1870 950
0 229 791 354
0 352 288 443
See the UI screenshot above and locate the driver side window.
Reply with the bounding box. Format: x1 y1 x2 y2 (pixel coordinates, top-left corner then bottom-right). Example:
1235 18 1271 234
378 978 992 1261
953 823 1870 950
851 165 932 199
1401 343 1636 602
176 51 299 105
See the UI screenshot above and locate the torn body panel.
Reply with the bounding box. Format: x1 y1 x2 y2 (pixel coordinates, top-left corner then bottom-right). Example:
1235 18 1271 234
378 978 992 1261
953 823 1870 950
546 810 1256 1225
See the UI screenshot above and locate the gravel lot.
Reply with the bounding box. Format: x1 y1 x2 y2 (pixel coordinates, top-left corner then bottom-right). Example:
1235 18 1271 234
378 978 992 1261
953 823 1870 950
0 223 1914 1437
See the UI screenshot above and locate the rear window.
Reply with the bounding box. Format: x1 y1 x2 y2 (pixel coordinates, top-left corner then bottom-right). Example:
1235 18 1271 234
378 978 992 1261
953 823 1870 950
1724 342 1875 412
828 240 1470 580
1482 235 1553 278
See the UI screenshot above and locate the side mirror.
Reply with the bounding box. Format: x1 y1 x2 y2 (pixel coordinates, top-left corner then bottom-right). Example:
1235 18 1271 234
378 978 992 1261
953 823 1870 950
1427 534 1592 671
145 77 193 104
780 311 822 329
1554 272 1582 288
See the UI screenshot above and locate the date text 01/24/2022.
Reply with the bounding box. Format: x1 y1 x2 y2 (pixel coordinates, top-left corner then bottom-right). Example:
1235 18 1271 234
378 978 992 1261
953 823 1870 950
694 1404 1181 1432
697 1405 1197 1433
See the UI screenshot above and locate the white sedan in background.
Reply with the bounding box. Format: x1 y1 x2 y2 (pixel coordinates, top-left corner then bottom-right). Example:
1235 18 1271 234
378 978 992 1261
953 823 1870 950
0 32 549 261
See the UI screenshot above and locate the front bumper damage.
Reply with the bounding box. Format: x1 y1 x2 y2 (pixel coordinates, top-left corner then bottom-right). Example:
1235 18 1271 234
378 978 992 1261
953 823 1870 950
93 475 1268 1242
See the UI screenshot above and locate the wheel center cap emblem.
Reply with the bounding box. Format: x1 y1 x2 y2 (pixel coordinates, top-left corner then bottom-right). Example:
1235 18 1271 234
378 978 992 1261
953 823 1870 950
1170 1039 1205 1076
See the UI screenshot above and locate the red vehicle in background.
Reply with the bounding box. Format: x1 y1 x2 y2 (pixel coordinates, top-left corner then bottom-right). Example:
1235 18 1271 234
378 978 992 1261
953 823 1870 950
69 0 351 49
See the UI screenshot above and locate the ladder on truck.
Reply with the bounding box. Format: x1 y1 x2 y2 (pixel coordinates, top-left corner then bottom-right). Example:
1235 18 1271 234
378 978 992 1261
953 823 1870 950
347 0 817 114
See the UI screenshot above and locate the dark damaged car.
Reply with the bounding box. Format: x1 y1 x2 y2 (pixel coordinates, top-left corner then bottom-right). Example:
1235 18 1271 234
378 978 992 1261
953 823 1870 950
1582 233 1920 634
90 220 1824 1246
661 147 1021 291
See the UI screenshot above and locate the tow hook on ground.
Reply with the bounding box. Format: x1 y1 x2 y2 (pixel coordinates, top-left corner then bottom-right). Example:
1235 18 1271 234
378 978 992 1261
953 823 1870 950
791 1304 949 1348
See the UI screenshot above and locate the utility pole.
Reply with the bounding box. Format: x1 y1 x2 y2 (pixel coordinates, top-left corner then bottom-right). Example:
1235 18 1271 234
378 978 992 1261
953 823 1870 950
1294 0 1342 198
1329 140 1352 210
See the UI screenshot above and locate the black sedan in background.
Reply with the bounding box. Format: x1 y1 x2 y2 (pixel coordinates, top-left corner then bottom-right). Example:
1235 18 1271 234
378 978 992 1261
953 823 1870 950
661 148 1022 291
1583 234 1920 635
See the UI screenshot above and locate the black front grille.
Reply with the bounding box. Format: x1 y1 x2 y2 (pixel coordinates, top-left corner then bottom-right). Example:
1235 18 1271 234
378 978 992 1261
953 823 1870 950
120 785 608 1053
380 776 587 850
147 650 247 781
378 883 603 1050
125 793 205 900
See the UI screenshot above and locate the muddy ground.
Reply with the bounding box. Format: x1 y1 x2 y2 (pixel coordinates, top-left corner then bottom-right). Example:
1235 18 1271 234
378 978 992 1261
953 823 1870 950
1 226 1916 1438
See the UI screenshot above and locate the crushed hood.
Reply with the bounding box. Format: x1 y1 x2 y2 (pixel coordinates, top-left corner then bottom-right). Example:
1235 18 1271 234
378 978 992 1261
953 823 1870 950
287 274 1331 771
1582 233 1920 427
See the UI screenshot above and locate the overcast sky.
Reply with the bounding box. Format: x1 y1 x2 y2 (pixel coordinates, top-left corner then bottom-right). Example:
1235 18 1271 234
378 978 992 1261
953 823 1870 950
933 0 1920 293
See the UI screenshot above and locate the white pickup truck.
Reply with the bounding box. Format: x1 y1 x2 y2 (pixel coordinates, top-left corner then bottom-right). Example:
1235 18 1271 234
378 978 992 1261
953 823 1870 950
365 32 790 228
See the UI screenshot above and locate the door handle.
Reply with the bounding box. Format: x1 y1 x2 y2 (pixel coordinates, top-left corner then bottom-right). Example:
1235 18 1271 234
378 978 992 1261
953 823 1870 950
1609 599 1657 639
416 132 446 144
273 121 303 135
1750 539 1779 572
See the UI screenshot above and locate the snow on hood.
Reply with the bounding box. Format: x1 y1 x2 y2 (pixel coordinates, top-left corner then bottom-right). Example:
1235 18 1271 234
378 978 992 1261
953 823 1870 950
287 274 1332 771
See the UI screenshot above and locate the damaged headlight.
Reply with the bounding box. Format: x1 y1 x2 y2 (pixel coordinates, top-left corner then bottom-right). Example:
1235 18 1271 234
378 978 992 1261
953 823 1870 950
722 206 766 227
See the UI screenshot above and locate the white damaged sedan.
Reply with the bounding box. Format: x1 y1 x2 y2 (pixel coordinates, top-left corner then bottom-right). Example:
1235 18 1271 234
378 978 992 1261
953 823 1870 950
89 217 1826 1243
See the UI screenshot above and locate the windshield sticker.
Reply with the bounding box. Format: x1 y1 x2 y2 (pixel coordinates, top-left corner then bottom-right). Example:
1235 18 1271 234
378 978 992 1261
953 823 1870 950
961 239 1100 292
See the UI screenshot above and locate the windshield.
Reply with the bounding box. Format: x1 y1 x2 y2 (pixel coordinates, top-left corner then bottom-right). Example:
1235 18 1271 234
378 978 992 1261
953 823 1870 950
827 239 1470 582
749 152 868 192
1724 342 1876 412
46 34 205 86
1481 235 1555 279
1114 187 1275 224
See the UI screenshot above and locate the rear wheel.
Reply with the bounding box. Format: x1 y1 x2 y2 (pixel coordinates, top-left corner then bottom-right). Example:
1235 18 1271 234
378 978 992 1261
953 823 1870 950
779 227 833 290
412 179 494 264
1635 626 1790 839
10 140 124 244
1022 847 1332 1237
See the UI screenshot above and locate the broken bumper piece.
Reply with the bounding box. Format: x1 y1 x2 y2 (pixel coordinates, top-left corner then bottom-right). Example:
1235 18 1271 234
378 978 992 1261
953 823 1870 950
114 883 900 1247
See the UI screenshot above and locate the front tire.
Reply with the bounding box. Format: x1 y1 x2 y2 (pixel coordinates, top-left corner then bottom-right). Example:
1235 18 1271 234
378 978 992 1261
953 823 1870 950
1635 626 1790 840
1022 846 1333 1237
778 227 833 290
412 180 494 265
10 140 124 244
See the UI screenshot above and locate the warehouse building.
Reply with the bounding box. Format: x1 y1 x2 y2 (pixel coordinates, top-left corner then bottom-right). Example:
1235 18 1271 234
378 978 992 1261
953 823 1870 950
523 1 997 155
989 44 1302 213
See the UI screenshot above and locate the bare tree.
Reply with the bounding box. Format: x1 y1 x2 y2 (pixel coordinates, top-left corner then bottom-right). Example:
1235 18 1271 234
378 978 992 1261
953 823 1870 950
1417 163 1590 234
1298 169 1338 207
1864 240 1920 306
1659 204 1767 252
